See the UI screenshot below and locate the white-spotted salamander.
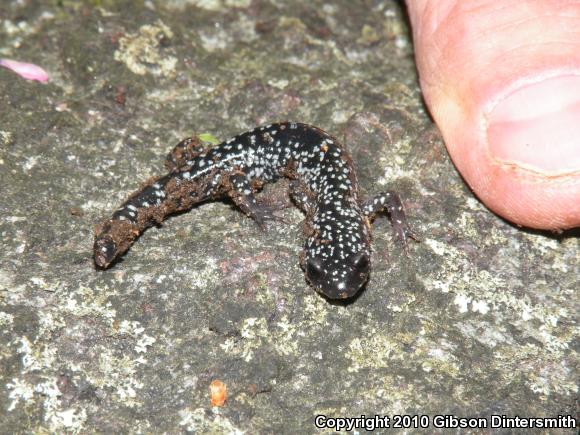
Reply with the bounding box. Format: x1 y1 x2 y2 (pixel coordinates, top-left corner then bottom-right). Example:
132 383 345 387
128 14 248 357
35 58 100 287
94 122 416 299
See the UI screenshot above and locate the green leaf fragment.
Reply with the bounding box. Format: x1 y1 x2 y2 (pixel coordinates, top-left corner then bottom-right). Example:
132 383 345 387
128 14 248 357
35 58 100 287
198 133 220 145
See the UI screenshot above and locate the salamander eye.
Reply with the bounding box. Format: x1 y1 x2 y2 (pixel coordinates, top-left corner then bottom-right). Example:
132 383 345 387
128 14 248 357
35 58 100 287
352 252 370 274
306 258 324 280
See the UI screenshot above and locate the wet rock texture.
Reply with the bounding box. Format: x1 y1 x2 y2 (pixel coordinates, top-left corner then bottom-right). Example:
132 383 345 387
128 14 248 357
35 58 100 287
0 0 577 433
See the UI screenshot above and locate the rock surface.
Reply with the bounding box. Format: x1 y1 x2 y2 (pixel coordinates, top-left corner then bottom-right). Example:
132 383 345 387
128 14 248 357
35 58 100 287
0 0 577 433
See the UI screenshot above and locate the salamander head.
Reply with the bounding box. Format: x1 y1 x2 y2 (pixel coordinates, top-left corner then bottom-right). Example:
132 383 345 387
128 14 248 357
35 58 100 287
303 251 371 299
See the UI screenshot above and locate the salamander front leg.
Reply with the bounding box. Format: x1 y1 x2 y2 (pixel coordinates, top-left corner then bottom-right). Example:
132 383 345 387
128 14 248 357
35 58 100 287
289 179 316 214
224 172 286 229
362 191 418 252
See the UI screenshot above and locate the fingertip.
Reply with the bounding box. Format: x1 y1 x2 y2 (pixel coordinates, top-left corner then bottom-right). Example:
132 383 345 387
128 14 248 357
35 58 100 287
406 0 580 229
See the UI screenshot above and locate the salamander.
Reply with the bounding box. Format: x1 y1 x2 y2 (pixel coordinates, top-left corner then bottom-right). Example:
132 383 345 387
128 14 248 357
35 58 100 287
93 122 416 299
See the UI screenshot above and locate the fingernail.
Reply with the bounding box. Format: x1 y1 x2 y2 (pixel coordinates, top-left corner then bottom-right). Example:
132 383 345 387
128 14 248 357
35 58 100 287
486 75 580 175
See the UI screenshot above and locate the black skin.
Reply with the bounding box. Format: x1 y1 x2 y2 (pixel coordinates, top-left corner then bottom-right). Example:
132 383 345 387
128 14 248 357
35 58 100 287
94 123 417 299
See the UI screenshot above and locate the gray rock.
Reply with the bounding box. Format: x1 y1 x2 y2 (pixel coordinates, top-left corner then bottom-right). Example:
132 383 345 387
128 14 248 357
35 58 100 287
0 0 577 433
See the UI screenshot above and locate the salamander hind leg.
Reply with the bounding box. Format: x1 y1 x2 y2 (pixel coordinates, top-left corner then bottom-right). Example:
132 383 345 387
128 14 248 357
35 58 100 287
165 136 206 172
224 172 286 230
362 191 419 252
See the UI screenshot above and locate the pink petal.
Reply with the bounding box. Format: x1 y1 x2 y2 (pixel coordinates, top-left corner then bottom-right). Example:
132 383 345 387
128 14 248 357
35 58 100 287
0 58 49 83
